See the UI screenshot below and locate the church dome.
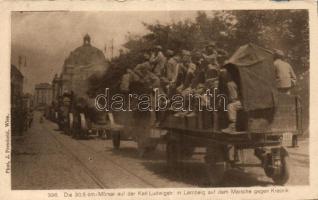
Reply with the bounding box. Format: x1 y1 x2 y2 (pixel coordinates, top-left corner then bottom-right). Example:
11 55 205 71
64 34 106 67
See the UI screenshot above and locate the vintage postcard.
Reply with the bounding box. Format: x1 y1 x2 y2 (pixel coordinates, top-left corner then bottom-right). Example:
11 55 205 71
0 0 317 199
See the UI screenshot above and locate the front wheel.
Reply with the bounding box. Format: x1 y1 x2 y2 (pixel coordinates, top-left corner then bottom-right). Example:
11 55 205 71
263 147 290 185
271 155 290 185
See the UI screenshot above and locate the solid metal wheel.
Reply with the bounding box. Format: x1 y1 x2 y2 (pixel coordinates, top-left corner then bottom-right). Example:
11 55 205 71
263 147 290 185
271 154 290 185
205 145 227 186
166 140 181 169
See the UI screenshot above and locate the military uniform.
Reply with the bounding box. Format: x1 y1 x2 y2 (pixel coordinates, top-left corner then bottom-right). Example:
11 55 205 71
274 58 297 94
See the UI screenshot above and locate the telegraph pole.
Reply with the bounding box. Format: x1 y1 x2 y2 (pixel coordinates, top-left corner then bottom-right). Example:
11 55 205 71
111 38 114 60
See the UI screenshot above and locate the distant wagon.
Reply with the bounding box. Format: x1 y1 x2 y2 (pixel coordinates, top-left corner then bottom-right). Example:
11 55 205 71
158 43 302 185
54 34 110 139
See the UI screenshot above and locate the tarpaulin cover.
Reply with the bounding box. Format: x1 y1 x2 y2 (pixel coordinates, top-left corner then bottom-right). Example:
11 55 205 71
226 43 277 111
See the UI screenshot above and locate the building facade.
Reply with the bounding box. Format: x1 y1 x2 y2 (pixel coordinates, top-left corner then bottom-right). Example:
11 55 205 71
11 64 24 135
34 83 52 108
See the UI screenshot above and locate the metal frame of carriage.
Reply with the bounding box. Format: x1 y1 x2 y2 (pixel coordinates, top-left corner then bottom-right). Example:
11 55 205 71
160 43 303 185
109 43 303 185
160 96 302 185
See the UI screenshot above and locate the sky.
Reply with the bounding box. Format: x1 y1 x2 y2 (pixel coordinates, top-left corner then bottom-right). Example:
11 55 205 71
11 11 201 93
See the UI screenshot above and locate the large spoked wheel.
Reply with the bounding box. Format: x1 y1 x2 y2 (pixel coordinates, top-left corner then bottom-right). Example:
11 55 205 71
112 131 121 149
205 145 228 186
263 147 290 185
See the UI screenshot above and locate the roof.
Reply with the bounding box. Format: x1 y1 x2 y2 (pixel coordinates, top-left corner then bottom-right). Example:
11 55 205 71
64 43 106 67
226 43 273 67
225 43 277 111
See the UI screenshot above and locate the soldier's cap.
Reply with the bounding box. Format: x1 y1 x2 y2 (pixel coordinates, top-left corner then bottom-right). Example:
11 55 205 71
143 52 150 59
274 49 285 57
206 41 216 48
223 59 230 65
154 45 162 50
181 50 191 56
191 51 202 60
166 49 174 56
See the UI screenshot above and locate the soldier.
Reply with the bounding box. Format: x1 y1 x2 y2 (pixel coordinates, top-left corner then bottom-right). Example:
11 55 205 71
135 51 161 89
222 67 242 133
202 41 228 73
202 41 219 67
150 45 167 77
176 50 196 95
273 49 297 94
174 50 197 117
120 51 161 92
161 49 181 96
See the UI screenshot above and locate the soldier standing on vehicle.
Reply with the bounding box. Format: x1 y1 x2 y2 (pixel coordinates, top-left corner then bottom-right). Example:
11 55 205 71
273 49 297 94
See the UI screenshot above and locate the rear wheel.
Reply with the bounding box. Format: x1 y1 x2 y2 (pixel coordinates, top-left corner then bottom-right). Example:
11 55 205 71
166 140 181 169
205 145 228 186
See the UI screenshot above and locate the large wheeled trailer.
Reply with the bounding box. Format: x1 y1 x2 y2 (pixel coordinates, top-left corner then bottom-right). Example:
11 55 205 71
161 96 301 185
160 43 302 185
109 109 166 156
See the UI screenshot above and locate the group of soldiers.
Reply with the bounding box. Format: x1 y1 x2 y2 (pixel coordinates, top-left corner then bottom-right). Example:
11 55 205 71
120 42 228 108
120 42 297 133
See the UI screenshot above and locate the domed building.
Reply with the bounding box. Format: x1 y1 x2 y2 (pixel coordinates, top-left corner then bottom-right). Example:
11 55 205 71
60 34 107 98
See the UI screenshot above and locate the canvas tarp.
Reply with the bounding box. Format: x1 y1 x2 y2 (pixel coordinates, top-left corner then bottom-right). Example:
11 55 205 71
226 43 277 111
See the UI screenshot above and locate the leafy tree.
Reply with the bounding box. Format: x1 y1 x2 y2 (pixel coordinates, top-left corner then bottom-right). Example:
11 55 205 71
90 10 309 92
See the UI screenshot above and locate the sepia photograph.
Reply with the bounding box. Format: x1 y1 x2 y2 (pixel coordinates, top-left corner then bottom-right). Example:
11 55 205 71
0 1 316 199
9 9 310 190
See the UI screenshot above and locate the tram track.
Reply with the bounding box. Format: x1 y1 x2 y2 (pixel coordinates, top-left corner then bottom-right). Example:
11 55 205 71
43 118 157 188
44 125 109 189
75 139 157 188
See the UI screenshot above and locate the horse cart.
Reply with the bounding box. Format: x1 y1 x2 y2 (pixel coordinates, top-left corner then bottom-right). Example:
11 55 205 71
159 44 302 185
63 94 111 140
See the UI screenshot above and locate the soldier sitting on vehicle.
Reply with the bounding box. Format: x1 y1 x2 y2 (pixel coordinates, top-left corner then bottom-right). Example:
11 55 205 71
160 49 182 97
273 49 297 95
120 51 161 92
182 50 224 117
222 66 242 133
174 50 197 117
150 45 167 78
202 41 227 67
176 50 197 93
